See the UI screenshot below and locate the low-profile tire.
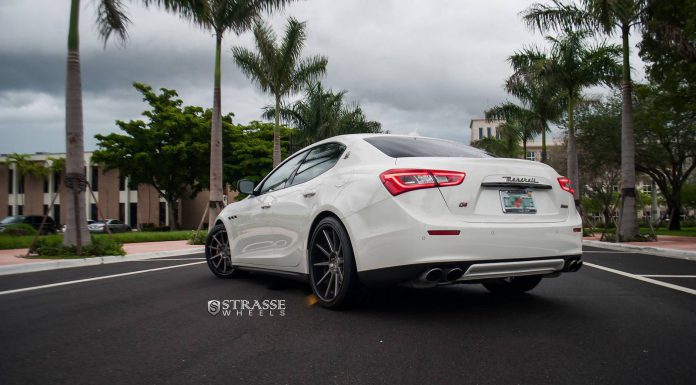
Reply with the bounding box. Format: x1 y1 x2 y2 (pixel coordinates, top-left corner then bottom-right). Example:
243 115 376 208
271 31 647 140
482 275 542 294
308 217 368 309
205 223 243 279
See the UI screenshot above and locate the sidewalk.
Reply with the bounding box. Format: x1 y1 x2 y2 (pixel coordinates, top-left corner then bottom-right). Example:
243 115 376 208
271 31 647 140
583 235 696 261
0 240 204 276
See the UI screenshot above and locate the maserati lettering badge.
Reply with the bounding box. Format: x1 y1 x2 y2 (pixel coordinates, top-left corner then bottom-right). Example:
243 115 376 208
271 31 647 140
502 176 539 184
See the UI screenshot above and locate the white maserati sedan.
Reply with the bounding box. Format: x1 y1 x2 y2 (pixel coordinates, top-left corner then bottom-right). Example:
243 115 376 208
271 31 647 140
205 134 583 309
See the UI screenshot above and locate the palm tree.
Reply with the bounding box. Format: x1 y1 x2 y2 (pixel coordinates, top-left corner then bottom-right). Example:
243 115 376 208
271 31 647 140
522 0 646 239
264 82 381 146
485 103 539 158
233 18 328 167
165 0 296 228
536 31 621 209
63 0 198 250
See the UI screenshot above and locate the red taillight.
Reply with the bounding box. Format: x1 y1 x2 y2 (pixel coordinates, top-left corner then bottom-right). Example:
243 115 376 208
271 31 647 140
380 169 465 196
558 177 575 194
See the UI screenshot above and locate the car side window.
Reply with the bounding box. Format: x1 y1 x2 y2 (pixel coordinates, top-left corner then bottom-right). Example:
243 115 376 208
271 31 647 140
289 143 346 187
258 150 308 195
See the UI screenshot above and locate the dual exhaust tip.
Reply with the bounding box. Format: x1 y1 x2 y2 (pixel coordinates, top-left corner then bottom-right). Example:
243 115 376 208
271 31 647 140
566 259 583 272
421 267 464 284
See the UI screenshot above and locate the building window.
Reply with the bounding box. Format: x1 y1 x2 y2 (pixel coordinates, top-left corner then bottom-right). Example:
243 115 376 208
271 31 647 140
18 174 24 194
159 202 167 226
487 127 492 138
642 185 652 194
54 172 61 192
129 203 137 228
7 169 12 194
43 178 49 193
91 166 99 191
119 203 125 223
43 204 48 215
7 206 11 216
18 205 23 215
54 204 61 226
478 127 483 140
119 175 126 191
91 203 98 221
526 151 536 161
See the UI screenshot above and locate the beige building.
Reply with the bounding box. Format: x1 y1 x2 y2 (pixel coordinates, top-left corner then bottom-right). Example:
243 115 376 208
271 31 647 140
469 118 563 162
469 118 505 142
0 152 230 229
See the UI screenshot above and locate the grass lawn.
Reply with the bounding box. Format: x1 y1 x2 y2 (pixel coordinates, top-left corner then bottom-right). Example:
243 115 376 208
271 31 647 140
587 227 696 238
0 230 194 250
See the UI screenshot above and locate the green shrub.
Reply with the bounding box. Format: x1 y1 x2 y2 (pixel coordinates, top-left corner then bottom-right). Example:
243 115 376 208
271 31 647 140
30 236 125 257
139 223 171 232
0 224 38 237
187 230 207 245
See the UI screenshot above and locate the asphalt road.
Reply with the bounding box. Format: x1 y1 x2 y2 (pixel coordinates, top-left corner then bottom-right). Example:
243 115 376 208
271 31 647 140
1 246 695 385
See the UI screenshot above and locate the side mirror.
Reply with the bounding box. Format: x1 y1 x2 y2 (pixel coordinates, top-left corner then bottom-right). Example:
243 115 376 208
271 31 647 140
237 179 256 195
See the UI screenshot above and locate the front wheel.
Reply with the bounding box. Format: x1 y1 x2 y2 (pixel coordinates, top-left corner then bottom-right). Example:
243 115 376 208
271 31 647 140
482 275 542 294
205 223 243 278
308 217 368 309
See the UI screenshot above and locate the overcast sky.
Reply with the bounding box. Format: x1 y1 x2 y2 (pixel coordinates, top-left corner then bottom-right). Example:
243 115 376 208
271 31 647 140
0 0 646 154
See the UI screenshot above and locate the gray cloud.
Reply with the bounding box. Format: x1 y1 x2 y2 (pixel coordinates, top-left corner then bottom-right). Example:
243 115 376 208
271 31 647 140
0 0 645 154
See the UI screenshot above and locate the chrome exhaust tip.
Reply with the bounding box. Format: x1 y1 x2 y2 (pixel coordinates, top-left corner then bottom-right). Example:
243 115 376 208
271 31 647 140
445 267 464 282
573 260 583 272
566 260 577 272
421 268 443 282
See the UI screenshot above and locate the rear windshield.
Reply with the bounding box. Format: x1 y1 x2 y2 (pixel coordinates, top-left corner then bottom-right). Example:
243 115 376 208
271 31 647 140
364 136 491 158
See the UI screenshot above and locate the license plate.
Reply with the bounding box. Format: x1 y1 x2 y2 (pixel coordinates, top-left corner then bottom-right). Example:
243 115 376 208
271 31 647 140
499 190 536 214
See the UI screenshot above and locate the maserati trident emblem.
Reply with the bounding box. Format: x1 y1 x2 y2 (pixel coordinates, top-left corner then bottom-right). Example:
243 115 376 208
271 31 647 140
208 300 221 316
502 176 539 183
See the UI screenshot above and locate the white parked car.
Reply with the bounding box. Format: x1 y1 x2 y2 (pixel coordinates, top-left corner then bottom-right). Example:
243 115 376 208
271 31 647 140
206 135 583 309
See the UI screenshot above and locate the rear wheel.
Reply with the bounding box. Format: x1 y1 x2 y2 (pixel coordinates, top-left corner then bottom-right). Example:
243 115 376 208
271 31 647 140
482 275 542 294
205 223 243 278
309 217 368 309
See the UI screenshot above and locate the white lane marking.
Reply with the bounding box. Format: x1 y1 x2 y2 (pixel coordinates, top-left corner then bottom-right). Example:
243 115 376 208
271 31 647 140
640 274 696 278
585 262 696 296
583 251 628 253
137 258 206 261
0 262 205 296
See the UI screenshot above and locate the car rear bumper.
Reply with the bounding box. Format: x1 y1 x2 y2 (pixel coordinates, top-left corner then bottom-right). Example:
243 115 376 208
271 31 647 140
358 254 583 287
343 193 583 274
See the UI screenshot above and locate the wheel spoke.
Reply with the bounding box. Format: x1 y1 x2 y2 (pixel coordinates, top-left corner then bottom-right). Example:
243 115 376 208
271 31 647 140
324 273 334 298
323 229 334 252
316 270 331 286
313 261 330 266
316 244 331 258
334 269 339 295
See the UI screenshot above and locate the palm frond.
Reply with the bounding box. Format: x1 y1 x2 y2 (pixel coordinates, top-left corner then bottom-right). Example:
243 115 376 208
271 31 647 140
288 56 328 95
522 0 592 33
96 0 131 45
232 47 271 92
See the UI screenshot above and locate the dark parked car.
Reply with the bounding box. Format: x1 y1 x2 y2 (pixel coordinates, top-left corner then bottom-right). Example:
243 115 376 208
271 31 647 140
0 215 57 234
88 219 131 233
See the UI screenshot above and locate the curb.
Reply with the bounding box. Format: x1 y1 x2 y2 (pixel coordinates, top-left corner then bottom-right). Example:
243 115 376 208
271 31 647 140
583 240 696 262
0 247 205 277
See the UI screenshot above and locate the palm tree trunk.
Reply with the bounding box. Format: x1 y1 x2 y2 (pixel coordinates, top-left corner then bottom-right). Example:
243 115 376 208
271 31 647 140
208 33 223 230
64 0 91 248
566 97 580 210
618 24 638 240
541 126 547 163
273 94 281 167
522 138 527 159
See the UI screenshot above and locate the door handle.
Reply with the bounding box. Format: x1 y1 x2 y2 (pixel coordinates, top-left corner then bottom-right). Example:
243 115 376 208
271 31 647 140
303 190 316 198
261 204 272 209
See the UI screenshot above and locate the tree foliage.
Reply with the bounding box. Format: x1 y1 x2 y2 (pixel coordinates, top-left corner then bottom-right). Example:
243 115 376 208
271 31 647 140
264 82 381 147
233 17 328 166
92 83 210 230
471 122 522 158
222 120 292 191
